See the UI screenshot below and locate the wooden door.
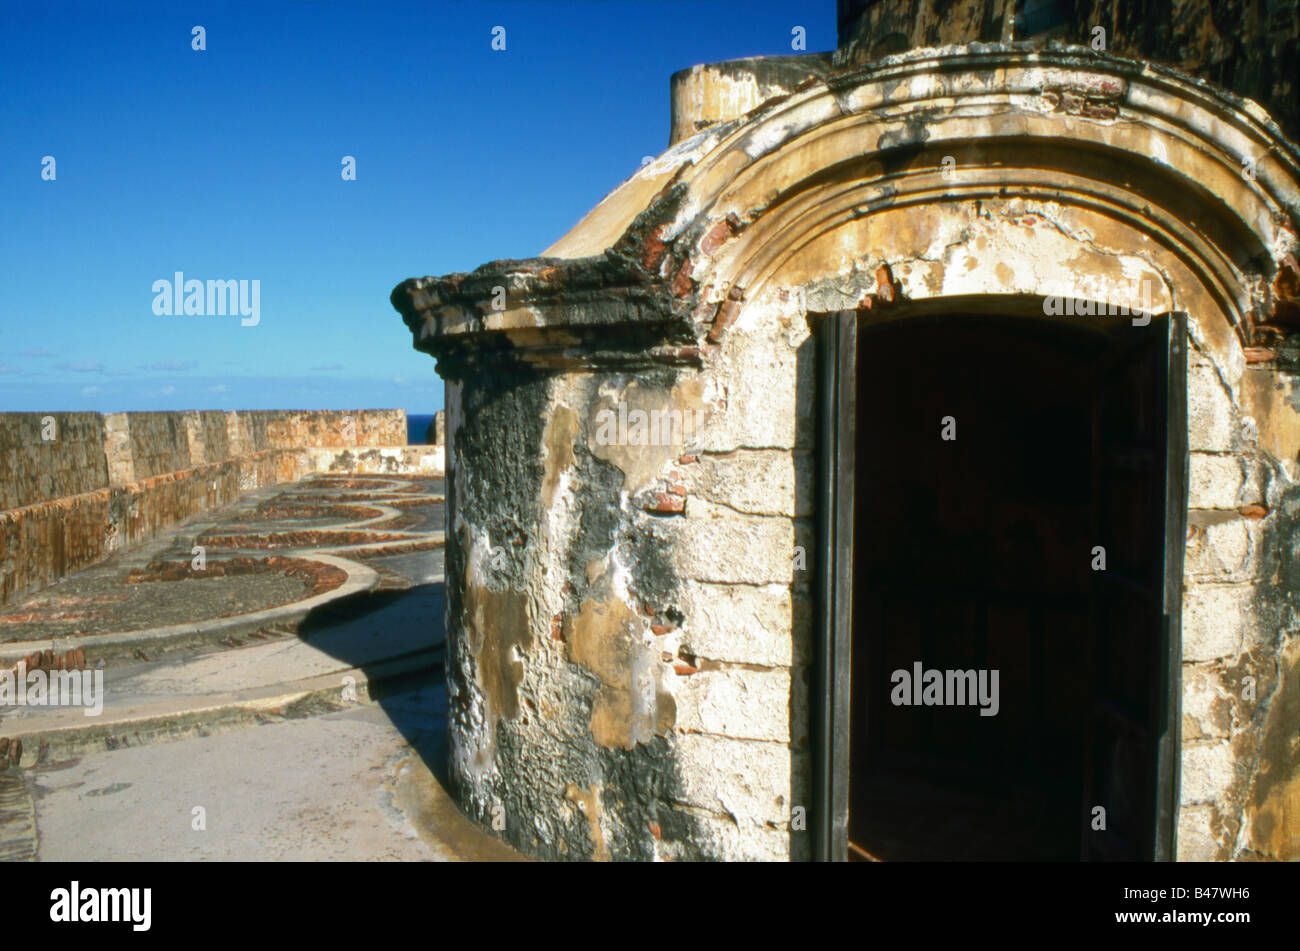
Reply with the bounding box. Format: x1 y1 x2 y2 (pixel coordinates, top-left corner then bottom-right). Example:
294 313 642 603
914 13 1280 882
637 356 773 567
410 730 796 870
1081 313 1186 861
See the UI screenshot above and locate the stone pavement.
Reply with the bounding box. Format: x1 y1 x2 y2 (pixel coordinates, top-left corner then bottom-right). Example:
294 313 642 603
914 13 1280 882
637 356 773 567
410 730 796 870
0 474 522 861
30 685 520 862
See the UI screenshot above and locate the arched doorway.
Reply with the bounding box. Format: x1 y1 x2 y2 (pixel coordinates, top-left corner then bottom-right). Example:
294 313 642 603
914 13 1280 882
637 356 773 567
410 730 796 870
813 302 1186 861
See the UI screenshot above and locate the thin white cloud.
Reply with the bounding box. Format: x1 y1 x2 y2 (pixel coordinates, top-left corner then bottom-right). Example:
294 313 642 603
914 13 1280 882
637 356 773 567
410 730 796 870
55 360 105 373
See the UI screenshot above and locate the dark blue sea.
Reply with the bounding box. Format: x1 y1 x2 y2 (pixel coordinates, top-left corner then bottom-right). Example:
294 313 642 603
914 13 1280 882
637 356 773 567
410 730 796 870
406 413 438 445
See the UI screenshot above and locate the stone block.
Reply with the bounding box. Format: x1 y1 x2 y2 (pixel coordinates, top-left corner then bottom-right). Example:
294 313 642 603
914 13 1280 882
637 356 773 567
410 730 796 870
676 580 809 667
655 513 811 584
1176 804 1225 860
1188 364 1239 452
1181 741 1236 804
1184 513 1254 581
674 733 805 828
682 449 813 517
1188 453 1254 509
1183 584 1251 661
674 666 792 741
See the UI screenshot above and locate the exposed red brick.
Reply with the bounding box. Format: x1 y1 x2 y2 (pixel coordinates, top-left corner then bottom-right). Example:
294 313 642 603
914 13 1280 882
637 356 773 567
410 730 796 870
670 260 695 298
707 295 744 344
1239 504 1269 519
642 226 670 271
874 264 897 305
644 493 686 515
701 221 732 256
649 822 662 841
673 660 699 676
1089 76 1125 99
678 452 700 465
1274 254 1300 300
707 304 738 342
651 623 674 637
126 555 347 595
700 214 743 256
1244 348 1277 364
1081 102 1119 119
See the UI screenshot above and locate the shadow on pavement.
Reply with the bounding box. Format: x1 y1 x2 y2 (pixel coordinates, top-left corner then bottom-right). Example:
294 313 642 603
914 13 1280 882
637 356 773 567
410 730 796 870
294 581 449 780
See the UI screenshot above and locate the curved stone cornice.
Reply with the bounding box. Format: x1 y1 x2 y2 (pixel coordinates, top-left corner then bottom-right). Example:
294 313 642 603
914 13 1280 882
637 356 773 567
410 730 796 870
392 44 1300 372
390 249 701 378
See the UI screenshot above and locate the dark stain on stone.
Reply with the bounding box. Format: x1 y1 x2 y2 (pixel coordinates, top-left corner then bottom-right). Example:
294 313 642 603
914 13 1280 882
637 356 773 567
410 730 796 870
85 782 132 797
622 518 681 620
476 712 719 862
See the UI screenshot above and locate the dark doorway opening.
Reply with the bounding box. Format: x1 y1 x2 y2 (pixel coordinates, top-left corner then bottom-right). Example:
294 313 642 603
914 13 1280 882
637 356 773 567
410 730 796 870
813 305 1185 862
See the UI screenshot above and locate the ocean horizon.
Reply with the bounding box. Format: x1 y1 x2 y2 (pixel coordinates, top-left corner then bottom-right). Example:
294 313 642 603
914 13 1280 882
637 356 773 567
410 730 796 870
406 412 440 445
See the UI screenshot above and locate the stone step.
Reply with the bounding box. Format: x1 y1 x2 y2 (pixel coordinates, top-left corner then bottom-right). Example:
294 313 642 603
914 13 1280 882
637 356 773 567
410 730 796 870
1 582 446 763
4 646 441 765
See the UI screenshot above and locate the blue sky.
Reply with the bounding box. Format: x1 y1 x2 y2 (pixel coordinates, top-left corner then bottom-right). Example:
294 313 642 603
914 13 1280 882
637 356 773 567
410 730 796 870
0 0 833 415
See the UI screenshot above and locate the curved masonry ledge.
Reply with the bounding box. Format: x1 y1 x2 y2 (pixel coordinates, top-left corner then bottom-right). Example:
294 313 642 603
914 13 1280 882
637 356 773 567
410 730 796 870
199 538 447 562
200 528 435 548
196 479 447 555
0 553 380 666
4 647 437 766
314 531 446 558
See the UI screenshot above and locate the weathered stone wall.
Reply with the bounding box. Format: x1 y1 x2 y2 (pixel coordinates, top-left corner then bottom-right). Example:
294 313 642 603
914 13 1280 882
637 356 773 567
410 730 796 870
183 410 231 466
836 0 1300 138
1180 344 1300 860
278 409 406 448
121 412 193 481
306 444 445 475
0 413 110 510
438 363 808 861
0 408 433 608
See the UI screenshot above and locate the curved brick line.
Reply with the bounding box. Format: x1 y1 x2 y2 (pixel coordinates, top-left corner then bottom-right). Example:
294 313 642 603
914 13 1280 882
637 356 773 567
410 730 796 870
0 553 380 667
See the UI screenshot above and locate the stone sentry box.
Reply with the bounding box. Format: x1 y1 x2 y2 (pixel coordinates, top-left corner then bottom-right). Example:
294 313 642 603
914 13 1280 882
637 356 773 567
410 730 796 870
392 9 1300 860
